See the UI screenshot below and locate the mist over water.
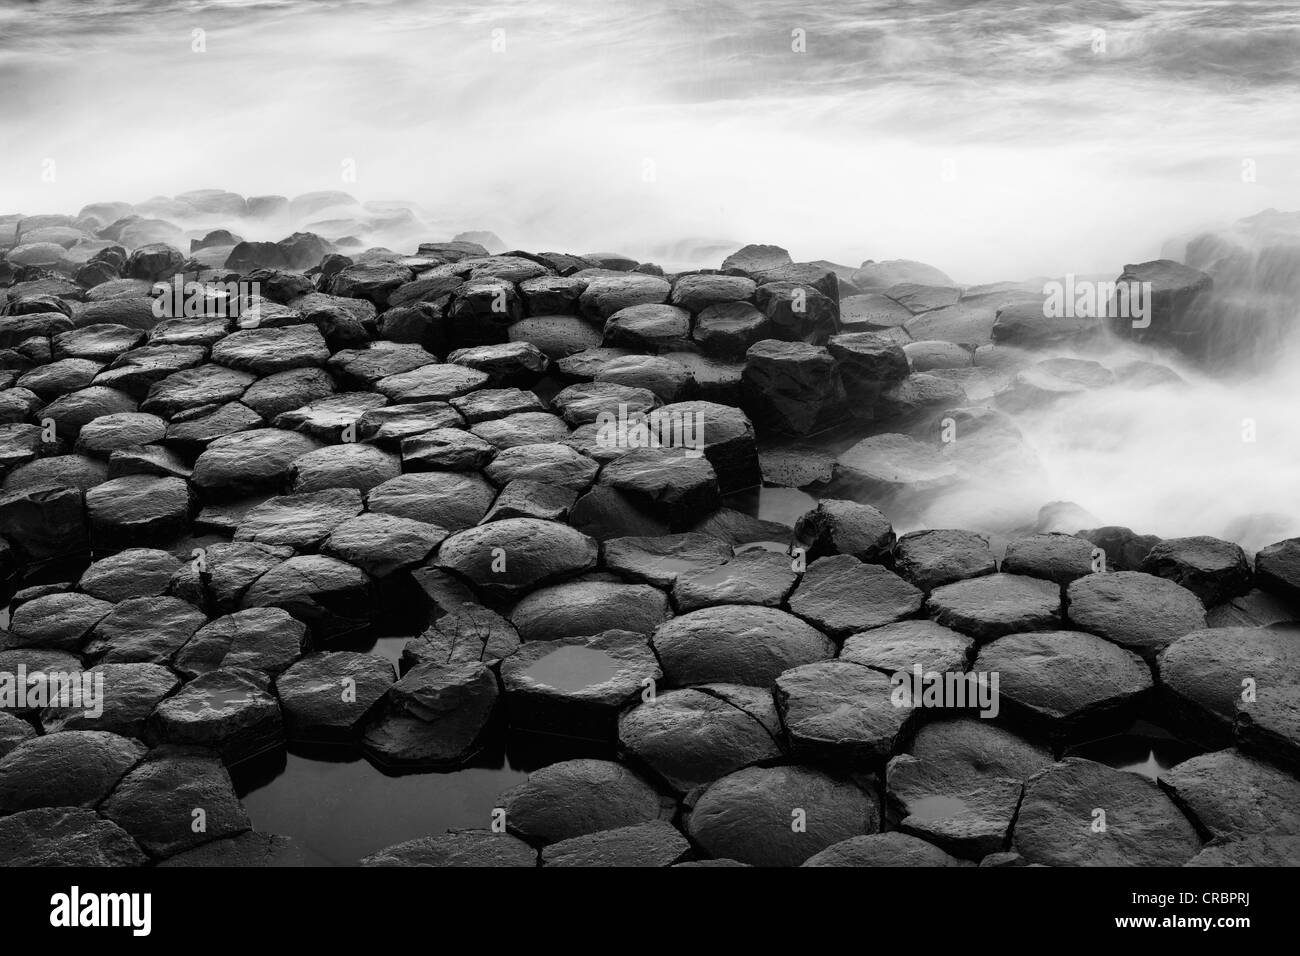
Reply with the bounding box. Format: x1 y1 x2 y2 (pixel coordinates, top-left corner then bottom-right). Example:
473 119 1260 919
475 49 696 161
3 0 1299 548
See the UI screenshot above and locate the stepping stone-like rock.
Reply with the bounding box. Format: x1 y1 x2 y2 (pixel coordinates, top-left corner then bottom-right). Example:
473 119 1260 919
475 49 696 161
288 443 400 493
40 662 179 737
52 323 145 362
1157 625 1300 748
1139 536 1252 606
999 357 1114 412
141 364 254 417
759 446 836 489
686 765 878 867
174 607 306 679
1207 588 1300 628
885 753 1022 858
357 400 462 446
1255 537 1300 603
776 660 913 759
569 485 670 540
436 517 597 600
448 343 549 387
211 325 330 375
653 605 835 687
499 758 670 845
322 513 447 578
509 316 603 360
1162 749 1300 843
553 381 659 427
542 820 690 867
18 357 103 399
328 342 436 388
85 596 207 665
240 367 336 420
618 684 782 793
401 604 520 669
149 667 283 763
163 402 263 452
361 831 537 867
0 807 148 866
1067 571 1206 659
788 555 923 639
375 363 489 403
1013 758 1201 866
501 630 660 739
839 620 974 675
275 651 395 741
795 499 894 563
511 579 671 641
909 717 1054 781
648 400 761 495
803 831 971 867
0 731 145 814
273 392 389 442
741 339 846 435
926 573 1062 641
483 442 597 490
838 295 915 331
672 549 797 611
181 540 290 612
579 274 671 319
108 443 192 480
974 630 1152 739
192 428 323 495
693 302 770 358
835 433 959 494
6 592 113 650
361 660 498 767
0 484 88 560
1185 835 1300 867
671 274 756 312
366 471 496 531
2 454 108 493
234 488 364 550
40 386 138 435
1002 533 1098 585
100 746 249 858
601 532 732 587
884 283 961 314
450 386 546 424
240 554 371 641
470 411 571 448
598 447 719 529
892 529 997 592
722 244 792 274
480 479 578 523
518 273 586 313
595 354 696 403
99 343 209 396
604 303 692 352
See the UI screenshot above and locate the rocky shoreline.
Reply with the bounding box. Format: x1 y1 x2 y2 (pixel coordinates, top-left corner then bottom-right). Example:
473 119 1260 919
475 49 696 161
1 191 1299 867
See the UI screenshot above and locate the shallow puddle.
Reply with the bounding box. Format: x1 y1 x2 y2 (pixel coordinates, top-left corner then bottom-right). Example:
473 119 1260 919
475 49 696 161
1066 720 1203 782
519 645 621 692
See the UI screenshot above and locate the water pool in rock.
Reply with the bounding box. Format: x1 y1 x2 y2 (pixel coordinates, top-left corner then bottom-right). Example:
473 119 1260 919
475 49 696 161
1065 720 1204 782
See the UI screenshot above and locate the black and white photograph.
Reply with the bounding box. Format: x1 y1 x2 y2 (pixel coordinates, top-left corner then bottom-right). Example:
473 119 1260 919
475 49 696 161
0 0 1294 927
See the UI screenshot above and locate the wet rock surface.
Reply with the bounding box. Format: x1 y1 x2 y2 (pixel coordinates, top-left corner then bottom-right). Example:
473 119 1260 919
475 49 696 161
0 222 1293 870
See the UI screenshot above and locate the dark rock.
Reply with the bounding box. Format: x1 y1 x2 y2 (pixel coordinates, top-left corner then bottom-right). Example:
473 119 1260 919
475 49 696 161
788 555 923 639
0 713 37 758
618 684 781 793
501 630 660 739
893 529 996 592
450 386 546 424
84 474 190 547
673 550 798 611
579 274 671 319
601 532 732 587
0 807 148 866
40 663 178 737
0 731 145 814
542 820 690 867
7 591 113 650
511 579 671 641
604 304 692 352
361 660 498 767
741 339 846 435
287 444 400 494
85 596 206 665
273 392 389 442
470 411 571 449
149 667 283 763
693 302 770 357
499 758 670 844
803 831 970 867
1002 533 1098 585
72 412 166 458
926 573 1062 641
1162 749 1300 843
158 830 307 867
1256 538 1300 602
366 471 496 531
1013 758 1201 866
508 315 603 360
686 765 877 867
141 364 254 418
0 485 89 560
776 660 912 759
975 630 1152 738
328 342 434 389
240 368 336 421
552 380 658 427
1067 571 1206 659
839 619 974 675
795 499 894 563
42 386 138 435
275 651 395 741
653 604 834 687
1139 536 1252 606
100 746 249 858
1108 259 1213 353
1078 526 1161 572
436 517 597 600
375 363 489 403
483 442 597 490
836 433 958 495
1185 836 1300 867
174 607 306 679
191 428 323 495
357 400 462 447
401 604 520 670
448 342 548 387
2 454 108 493
598 447 719 529
998 357 1115 412
322 513 447 578
240 554 371 641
